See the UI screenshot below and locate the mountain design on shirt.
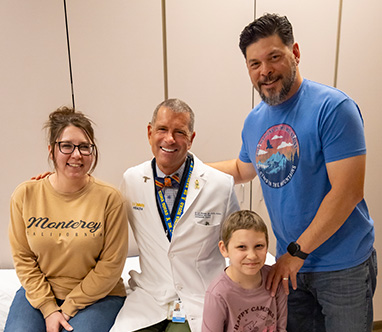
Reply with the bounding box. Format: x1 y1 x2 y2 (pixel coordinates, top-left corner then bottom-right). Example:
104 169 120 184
255 124 299 188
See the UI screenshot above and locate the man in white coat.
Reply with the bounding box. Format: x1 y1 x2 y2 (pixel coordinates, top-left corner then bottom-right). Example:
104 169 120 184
112 98 239 332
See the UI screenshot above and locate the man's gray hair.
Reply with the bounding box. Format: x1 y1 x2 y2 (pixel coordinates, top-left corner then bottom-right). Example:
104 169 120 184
151 98 195 133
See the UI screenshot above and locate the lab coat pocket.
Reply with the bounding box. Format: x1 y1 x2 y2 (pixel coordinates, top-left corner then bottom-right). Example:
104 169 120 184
193 211 222 227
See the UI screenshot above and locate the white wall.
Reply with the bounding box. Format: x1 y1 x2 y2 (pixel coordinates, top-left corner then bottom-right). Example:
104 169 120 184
0 0 381 320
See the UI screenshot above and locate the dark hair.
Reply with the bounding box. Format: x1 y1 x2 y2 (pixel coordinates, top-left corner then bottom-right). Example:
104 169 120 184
239 13 294 58
151 98 195 134
44 106 98 173
221 210 269 248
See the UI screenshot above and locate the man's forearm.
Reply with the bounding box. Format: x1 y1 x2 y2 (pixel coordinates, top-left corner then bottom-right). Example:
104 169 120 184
297 185 363 255
296 156 365 254
207 159 256 184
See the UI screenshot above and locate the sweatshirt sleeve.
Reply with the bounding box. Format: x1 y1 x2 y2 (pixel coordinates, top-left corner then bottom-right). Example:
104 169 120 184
60 194 129 317
9 185 60 318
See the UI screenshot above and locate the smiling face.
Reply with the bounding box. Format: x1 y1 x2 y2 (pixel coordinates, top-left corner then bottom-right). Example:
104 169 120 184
148 106 195 175
246 34 302 106
219 229 268 288
49 125 94 183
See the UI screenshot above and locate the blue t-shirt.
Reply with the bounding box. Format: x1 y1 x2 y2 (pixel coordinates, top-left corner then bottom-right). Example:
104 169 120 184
239 79 374 272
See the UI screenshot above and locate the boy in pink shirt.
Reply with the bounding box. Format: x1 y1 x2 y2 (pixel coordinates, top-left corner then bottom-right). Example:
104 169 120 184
202 210 287 332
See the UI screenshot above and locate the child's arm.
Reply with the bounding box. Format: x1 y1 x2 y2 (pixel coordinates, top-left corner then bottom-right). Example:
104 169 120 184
276 284 288 332
201 290 227 332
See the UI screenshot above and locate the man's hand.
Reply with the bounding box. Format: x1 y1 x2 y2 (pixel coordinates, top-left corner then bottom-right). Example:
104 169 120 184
266 253 304 296
45 311 73 332
31 171 52 180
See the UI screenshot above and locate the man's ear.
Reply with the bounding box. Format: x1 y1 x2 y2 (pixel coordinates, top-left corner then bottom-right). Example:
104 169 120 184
292 42 301 65
147 123 153 143
188 131 196 149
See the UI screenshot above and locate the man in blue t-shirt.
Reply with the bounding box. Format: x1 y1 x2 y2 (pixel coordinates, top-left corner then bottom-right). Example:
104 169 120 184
210 13 376 332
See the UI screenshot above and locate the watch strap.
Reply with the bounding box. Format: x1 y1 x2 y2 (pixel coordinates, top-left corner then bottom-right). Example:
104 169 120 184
287 241 309 260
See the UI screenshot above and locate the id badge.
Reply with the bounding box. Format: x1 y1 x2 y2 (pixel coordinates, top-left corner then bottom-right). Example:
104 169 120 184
167 299 186 323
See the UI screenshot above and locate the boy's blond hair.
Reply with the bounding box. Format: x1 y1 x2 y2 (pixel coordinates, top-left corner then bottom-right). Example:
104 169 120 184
221 210 268 248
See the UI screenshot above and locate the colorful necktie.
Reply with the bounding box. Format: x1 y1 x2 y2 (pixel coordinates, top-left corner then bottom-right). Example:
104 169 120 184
155 174 180 191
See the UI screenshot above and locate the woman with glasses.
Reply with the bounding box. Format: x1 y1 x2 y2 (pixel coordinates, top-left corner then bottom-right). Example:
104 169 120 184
5 106 129 332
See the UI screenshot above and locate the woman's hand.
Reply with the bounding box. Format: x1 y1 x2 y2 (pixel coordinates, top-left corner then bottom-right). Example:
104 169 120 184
31 171 52 180
45 311 73 332
62 312 71 321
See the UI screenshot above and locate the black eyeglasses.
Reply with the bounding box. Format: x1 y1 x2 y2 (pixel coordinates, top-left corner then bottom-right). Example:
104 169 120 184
56 141 95 156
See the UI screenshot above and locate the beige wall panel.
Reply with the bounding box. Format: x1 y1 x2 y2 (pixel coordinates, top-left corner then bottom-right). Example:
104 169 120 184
233 182 252 210
65 1 164 255
165 0 255 164
0 1 72 268
66 1 164 190
337 0 382 320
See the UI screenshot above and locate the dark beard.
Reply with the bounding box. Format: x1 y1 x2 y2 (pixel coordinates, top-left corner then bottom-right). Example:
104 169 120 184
258 63 297 106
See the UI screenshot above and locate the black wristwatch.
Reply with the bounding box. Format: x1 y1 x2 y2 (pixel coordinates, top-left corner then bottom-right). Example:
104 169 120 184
287 242 309 260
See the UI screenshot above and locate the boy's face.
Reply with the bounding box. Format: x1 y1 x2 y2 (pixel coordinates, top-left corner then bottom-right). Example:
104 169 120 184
219 229 268 283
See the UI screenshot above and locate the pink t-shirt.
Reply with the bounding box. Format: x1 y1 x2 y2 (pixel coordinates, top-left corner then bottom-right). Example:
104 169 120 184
202 265 287 332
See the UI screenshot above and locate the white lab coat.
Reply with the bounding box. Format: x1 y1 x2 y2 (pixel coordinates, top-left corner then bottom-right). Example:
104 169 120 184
112 154 239 332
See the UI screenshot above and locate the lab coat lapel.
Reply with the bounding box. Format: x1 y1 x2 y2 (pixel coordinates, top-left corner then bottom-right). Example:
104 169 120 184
181 155 206 218
142 161 156 204
141 162 171 250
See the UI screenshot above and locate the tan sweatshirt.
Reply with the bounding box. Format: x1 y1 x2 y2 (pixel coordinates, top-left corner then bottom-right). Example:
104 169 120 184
9 176 129 318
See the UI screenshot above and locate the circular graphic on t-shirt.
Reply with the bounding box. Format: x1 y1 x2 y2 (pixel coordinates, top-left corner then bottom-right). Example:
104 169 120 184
256 124 299 188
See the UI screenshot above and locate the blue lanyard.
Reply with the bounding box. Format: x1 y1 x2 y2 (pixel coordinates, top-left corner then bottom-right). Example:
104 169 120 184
156 159 194 239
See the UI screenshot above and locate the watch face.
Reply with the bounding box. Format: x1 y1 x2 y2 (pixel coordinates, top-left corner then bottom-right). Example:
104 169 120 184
288 242 299 255
287 242 308 259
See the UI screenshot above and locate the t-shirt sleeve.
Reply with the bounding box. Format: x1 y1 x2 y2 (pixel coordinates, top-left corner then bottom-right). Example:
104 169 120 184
321 98 366 163
239 121 252 163
202 289 227 332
